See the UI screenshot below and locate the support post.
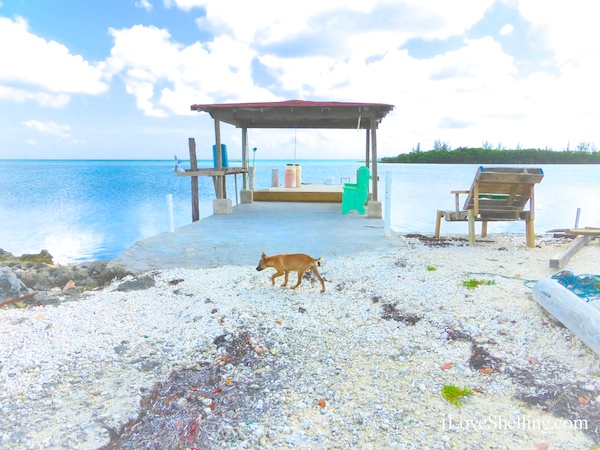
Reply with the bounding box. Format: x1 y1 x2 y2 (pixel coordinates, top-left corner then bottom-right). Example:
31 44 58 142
214 119 223 199
527 185 535 247
370 117 378 201
434 210 443 238
242 127 249 190
468 209 475 246
365 128 370 169
189 138 200 222
526 220 535 248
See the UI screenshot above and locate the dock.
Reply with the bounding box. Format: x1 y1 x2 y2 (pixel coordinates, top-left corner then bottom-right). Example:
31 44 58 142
108 202 403 274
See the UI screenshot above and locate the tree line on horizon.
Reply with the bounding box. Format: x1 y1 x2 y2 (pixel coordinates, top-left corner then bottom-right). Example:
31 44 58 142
381 141 600 164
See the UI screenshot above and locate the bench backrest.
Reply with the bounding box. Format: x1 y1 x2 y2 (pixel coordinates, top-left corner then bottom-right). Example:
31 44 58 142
463 166 544 217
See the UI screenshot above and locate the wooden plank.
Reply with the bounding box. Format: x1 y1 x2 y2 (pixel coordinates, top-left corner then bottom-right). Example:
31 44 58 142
476 171 544 184
550 234 592 268
533 278 600 357
566 228 600 236
178 168 248 177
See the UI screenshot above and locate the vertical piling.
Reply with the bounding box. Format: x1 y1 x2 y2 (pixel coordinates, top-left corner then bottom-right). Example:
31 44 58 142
384 171 392 237
166 194 174 232
189 138 200 222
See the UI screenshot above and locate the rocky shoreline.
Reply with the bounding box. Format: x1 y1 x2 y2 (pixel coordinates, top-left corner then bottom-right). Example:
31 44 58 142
0 249 131 308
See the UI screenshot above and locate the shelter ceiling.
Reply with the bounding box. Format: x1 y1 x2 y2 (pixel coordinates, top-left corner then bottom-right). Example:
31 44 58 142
190 100 394 129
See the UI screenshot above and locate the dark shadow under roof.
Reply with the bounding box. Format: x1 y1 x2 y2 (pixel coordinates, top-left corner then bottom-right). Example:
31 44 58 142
191 99 395 129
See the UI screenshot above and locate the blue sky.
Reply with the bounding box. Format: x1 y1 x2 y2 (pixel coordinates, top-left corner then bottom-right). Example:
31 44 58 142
1 0 599 160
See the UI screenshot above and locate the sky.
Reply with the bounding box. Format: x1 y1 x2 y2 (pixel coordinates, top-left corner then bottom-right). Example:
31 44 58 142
1 0 599 160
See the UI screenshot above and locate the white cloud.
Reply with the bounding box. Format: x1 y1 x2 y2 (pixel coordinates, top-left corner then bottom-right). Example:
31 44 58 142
99 0 600 154
500 23 514 35
105 25 275 117
0 86 70 108
135 0 153 12
0 16 108 107
517 0 600 67
23 120 72 138
191 0 494 48
163 0 205 11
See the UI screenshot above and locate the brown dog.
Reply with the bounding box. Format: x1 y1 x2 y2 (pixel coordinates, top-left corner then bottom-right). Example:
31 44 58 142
256 252 325 292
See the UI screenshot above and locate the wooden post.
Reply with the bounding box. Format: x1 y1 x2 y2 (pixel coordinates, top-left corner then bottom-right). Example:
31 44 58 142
242 127 249 190
550 235 591 268
526 185 535 247
468 209 475 246
214 119 223 199
365 128 370 169
370 118 378 201
189 138 200 222
434 210 443 238
533 278 600 357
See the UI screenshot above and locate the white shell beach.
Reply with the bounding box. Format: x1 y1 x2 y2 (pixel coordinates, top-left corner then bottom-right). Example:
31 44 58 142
1 234 599 449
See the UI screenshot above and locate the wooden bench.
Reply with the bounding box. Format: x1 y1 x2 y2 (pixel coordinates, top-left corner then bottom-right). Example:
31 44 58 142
434 167 544 247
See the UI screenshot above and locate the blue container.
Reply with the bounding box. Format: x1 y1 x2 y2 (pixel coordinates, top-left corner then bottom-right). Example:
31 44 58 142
212 144 229 168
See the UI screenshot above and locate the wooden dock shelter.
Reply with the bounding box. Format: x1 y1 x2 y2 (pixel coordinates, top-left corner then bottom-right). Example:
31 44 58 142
179 100 394 220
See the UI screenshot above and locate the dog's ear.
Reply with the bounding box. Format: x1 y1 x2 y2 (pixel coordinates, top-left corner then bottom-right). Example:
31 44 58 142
261 252 266 258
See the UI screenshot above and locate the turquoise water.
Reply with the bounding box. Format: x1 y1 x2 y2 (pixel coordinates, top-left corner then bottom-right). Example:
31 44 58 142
1 160 599 263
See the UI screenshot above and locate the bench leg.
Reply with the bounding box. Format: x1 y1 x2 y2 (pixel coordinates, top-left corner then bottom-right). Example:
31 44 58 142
434 210 444 237
526 220 535 248
481 221 488 238
468 209 475 246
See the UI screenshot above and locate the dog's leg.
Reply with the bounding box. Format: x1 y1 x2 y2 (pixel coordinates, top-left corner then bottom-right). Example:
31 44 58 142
291 270 305 290
311 267 326 293
283 271 290 287
271 270 284 286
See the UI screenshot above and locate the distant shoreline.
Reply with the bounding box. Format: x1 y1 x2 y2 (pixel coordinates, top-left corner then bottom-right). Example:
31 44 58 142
381 147 600 164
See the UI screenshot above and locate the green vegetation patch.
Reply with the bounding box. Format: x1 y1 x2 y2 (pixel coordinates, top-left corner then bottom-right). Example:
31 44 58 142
462 279 496 289
442 384 473 406
381 146 600 164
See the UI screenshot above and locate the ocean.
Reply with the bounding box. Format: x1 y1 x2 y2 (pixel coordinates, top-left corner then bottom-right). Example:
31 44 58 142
1 159 599 264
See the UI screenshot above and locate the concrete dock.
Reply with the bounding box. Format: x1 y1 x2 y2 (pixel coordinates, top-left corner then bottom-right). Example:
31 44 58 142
108 202 405 273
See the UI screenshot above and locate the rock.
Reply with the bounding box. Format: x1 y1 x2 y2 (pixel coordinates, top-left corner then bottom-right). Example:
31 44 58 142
0 250 132 307
19 270 50 291
115 276 155 292
0 266 30 302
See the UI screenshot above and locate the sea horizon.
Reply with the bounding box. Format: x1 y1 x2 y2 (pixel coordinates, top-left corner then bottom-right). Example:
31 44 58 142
1 160 599 263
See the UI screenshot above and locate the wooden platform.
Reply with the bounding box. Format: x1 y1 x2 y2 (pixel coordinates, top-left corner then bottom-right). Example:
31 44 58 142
253 184 343 202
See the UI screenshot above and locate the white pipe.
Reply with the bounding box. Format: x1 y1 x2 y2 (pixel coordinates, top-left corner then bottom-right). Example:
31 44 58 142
384 171 392 237
166 194 174 233
574 207 581 228
249 166 256 191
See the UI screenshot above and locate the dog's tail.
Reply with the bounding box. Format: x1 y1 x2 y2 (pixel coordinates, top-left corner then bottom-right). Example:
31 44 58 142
315 257 323 267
